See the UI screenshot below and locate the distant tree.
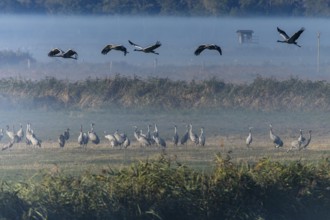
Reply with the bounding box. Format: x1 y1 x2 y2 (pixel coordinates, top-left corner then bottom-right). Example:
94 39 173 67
304 0 330 16
202 0 230 15
0 0 330 16
0 50 36 66
158 0 189 15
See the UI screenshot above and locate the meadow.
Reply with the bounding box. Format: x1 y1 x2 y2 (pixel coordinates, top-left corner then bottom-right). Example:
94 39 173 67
0 106 329 219
0 76 330 219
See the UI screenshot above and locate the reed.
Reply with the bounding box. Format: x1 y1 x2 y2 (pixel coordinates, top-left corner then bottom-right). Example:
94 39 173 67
0 153 329 220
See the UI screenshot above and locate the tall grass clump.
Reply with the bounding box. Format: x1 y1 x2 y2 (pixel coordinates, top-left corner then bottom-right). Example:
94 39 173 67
0 154 328 220
1 75 330 110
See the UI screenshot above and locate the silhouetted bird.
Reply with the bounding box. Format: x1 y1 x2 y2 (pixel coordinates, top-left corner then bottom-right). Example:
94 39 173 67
48 48 64 57
277 27 305 47
194 44 222 56
102 44 128 56
128 40 161 55
62 49 78 59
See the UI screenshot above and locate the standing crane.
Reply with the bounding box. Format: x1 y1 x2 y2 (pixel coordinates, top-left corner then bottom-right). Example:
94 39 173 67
133 126 151 147
246 127 253 147
78 125 88 147
113 130 126 145
88 123 100 145
58 134 65 148
153 135 166 148
172 125 179 146
299 130 312 150
122 137 130 148
198 127 205 146
64 128 70 141
6 125 19 143
146 125 155 144
298 129 305 143
189 124 199 145
269 124 283 148
180 125 189 145
26 124 41 148
288 129 304 152
16 124 24 143
104 131 119 147
277 27 305 47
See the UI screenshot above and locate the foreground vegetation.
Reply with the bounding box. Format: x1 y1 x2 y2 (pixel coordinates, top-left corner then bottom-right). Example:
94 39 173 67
0 153 329 220
1 76 330 111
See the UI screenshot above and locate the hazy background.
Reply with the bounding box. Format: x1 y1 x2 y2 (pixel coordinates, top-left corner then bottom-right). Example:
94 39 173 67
0 15 330 82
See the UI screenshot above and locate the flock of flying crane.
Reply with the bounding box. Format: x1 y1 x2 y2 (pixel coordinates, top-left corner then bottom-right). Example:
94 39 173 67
0 121 311 152
47 27 304 59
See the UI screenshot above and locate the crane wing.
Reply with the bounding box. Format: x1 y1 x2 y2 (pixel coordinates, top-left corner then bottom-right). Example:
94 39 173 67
115 45 127 52
211 45 222 55
194 45 206 55
48 48 63 57
145 41 161 51
128 40 143 50
277 27 290 40
290 27 305 41
63 49 78 59
101 45 112 54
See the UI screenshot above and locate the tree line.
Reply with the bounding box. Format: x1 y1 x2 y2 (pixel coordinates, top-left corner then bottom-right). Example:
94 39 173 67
2 0 330 16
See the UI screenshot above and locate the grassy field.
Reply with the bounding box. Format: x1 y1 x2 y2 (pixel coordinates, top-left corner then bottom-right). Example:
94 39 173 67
0 107 328 181
0 108 329 219
0 133 327 182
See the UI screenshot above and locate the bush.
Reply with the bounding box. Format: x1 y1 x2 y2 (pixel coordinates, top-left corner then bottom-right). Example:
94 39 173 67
0 154 327 220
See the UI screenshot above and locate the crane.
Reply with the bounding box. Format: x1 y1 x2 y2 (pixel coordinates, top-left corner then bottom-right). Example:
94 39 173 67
62 49 78 59
16 124 24 143
6 125 19 143
78 125 88 147
189 124 199 145
194 44 222 56
64 128 70 141
101 44 128 56
128 40 161 55
269 124 283 148
153 135 166 148
58 134 65 148
288 129 306 152
299 130 312 150
88 123 100 145
199 127 205 146
133 126 151 147
172 125 179 146
104 131 119 147
246 127 253 147
180 125 189 145
48 48 64 57
277 27 305 47
25 124 41 147
122 137 130 148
